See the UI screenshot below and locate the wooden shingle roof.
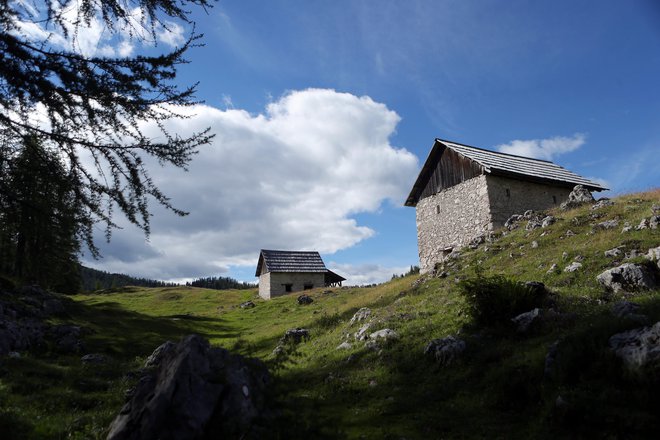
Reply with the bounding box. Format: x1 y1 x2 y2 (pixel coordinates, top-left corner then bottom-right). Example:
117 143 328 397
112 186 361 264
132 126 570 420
405 139 607 206
255 249 328 276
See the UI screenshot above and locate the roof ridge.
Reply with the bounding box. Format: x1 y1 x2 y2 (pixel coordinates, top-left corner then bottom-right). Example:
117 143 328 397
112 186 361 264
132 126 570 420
436 138 556 164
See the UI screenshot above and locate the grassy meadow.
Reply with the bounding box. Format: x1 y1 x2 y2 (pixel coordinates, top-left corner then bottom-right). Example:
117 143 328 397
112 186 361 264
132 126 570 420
1 189 659 439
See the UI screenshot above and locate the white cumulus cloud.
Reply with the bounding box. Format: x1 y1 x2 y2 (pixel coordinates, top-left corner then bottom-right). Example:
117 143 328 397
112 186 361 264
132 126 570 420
83 89 419 282
495 133 586 161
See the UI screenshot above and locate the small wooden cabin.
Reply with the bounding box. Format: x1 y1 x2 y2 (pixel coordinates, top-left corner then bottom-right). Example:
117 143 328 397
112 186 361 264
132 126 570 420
406 139 607 273
255 249 345 300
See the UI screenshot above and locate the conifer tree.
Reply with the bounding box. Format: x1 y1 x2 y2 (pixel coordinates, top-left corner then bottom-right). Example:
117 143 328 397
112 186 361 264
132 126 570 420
0 0 214 253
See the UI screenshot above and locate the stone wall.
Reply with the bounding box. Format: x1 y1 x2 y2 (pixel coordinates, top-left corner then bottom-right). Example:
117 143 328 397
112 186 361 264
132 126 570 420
416 175 492 273
486 175 572 226
258 272 326 300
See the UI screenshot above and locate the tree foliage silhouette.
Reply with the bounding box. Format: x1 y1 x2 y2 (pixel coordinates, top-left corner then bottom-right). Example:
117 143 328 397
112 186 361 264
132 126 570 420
0 0 214 255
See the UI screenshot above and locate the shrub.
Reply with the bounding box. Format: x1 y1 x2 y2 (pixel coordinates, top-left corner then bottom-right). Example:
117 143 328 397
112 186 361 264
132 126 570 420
458 274 545 327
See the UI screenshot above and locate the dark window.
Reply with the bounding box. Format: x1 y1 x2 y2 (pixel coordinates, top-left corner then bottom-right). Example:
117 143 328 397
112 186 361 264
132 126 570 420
552 195 557 204
505 188 510 198
284 284 292 292
303 283 313 290
436 205 440 214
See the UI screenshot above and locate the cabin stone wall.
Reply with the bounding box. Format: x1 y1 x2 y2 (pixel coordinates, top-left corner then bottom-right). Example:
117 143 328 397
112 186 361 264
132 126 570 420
485 175 572 226
258 272 326 300
416 175 492 274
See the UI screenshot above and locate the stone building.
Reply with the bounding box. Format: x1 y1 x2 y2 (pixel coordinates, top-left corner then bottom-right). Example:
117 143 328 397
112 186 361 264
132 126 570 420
255 249 345 300
405 139 606 273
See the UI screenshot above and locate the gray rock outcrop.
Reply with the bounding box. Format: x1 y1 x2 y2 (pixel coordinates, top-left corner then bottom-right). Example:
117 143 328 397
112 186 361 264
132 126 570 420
348 308 371 326
608 322 660 371
564 262 582 273
369 328 399 342
107 334 269 440
424 336 466 366
596 263 657 293
511 308 542 333
561 185 595 210
297 294 313 305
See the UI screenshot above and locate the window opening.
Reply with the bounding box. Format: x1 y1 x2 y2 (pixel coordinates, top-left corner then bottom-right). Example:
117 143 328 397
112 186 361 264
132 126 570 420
436 205 440 214
552 195 557 204
505 188 510 198
284 284 292 292
304 283 313 290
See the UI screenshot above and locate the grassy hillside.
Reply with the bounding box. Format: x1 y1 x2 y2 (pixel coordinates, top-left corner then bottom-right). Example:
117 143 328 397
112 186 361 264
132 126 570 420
1 190 659 439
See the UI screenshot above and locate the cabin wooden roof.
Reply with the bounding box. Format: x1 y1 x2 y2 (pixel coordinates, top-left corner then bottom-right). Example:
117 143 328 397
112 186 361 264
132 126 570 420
405 139 607 206
255 250 346 283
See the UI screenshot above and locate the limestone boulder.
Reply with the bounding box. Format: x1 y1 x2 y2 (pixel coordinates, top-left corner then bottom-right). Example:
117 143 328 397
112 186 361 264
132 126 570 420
348 307 371 326
424 336 466 366
369 328 399 342
608 322 660 371
280 328 310 344
560 185 595 210
596 263 657 293
107 335 269 440
511 308 542 333
297 294 313 305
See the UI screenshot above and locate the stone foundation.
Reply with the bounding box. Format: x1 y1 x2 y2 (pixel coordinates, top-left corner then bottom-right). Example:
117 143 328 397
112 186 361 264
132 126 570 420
258 272 325 300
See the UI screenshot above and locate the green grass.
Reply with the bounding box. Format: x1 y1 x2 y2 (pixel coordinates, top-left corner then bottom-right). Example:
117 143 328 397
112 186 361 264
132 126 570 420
1 189 659 438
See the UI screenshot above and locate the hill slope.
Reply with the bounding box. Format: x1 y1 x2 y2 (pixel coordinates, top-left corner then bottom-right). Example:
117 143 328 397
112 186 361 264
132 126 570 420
1 189 659 439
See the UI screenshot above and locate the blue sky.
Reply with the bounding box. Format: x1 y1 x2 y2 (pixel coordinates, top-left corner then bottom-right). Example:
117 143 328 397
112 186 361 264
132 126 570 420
32 0 660 284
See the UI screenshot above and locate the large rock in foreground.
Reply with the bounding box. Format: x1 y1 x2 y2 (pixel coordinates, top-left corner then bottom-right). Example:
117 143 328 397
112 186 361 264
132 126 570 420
107 334 269 440
596 263 657 293
609 322 660 371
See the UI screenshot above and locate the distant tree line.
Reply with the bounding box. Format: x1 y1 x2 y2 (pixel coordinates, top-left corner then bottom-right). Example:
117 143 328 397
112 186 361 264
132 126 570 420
80 266 178 292
391 265 421 280
186 276 255 290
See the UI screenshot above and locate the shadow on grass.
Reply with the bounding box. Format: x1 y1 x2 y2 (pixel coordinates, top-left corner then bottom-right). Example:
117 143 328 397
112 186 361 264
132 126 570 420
269 294 660 439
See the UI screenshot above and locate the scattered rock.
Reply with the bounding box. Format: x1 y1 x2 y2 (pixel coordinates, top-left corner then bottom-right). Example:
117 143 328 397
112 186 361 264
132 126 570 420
369 328 399 342
624 249 642 260
573 255 584 262
636 218 650 230
650 215 660 229
596 263 657 293
564 262 582 273
604 247 623 258
354 322 372 341
505 214 523 230
647 246 660 267
468 234 485 249
511 308 542 333
621 222 633 233
562 252 569 260
591 199 614 210
546 263 558 274
608 322 660 371
561 185 595 210
595 219 619 230
563 230 575 237
348 308 371 326
107 335 269 440
297 294 313 305
336 342 352 350
280 328 310 344
531 240 539 249
424 336 466 366
541 216 556 228
240 301 255 309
